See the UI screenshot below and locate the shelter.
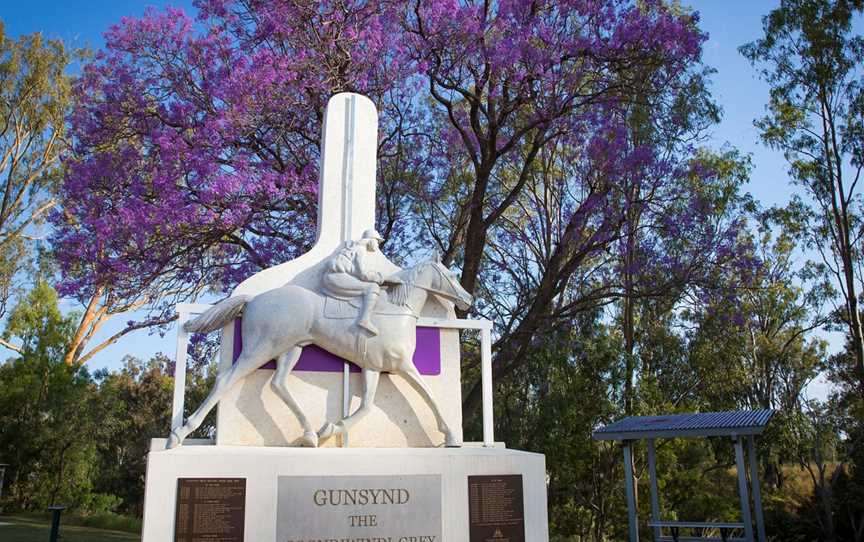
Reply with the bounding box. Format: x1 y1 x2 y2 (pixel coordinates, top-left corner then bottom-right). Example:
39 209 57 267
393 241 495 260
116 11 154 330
593 410 773 542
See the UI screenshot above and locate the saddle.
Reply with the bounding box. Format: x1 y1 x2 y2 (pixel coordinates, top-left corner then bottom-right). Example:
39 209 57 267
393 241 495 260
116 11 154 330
323 293 411 320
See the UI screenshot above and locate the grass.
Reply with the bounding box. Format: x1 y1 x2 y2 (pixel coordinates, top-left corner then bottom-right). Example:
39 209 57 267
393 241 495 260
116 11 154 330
10 510 142 533
0 514 140 542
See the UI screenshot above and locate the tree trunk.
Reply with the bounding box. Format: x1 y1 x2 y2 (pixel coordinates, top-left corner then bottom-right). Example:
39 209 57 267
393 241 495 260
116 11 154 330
64 287 103 365
818 475 837 542
456 163 493 312
843 272 864 396
820 95 864 397
622 222 637 415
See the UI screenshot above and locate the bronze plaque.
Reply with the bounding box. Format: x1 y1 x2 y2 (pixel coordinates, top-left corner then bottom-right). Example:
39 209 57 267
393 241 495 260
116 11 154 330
468 475 525 542
174 478 246 542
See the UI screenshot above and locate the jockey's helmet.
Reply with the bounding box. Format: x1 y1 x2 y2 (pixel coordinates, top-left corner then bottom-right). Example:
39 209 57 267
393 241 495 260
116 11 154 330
362 229 384 242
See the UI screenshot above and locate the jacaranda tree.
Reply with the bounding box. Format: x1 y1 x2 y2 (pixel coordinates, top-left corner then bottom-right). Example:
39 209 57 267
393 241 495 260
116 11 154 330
401 0 754 419
52 1 748 428
51 0 411 364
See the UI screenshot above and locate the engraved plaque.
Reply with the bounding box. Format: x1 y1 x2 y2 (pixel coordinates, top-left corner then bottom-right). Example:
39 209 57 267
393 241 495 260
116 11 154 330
277 474 441 541
468 475 525 542
174 478 246 542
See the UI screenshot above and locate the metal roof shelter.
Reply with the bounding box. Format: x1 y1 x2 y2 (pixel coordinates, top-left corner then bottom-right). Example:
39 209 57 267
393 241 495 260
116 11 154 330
593 410 774 542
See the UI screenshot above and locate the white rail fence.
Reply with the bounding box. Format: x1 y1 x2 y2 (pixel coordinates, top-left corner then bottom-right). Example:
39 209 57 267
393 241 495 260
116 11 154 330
171 302 496 447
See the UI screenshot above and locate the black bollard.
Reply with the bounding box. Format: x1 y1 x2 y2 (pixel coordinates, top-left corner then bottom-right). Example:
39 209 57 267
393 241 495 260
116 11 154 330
47 505 66 542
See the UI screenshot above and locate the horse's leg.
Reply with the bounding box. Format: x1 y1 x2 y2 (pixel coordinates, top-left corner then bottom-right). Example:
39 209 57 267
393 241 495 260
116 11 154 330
318 368 380 445
271 346 317 447
166 345 274 449
395 362 459 447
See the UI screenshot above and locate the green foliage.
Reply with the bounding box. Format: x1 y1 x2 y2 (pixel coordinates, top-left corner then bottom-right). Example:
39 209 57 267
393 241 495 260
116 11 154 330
497 317 626 540
498 198 856 540
70 510 143 533
687 223 826 413
0 22 74 317
742 0 864 399
0 281 99 510
0 281 214 518
739 2 864 538
91 355 174 516
833 423 864 539
3 279 76 357
92 353 215 516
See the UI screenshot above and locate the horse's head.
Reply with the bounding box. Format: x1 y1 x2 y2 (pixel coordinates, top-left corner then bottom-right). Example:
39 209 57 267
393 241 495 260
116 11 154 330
423 259 474 312
388 257 474 312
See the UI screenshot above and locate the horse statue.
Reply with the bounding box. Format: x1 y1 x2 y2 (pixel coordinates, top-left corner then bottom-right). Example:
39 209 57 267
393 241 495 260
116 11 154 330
166 257 473 449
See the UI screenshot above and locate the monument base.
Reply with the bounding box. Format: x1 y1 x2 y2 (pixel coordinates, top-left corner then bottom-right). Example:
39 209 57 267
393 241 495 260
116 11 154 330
142 441 549 542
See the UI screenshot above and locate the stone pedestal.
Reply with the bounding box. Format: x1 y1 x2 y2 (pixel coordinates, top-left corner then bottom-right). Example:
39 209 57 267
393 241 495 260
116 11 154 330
148 92 549 541
142 441 549 542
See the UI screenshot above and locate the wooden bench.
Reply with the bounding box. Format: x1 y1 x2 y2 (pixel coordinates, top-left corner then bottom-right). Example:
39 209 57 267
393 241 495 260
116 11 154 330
647 521 747 542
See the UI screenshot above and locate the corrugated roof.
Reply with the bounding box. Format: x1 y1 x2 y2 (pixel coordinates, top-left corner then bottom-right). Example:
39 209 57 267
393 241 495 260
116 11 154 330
592 410 774 440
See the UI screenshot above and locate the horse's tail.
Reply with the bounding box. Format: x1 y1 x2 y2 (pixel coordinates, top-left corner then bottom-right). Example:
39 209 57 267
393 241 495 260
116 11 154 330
184 295 252 333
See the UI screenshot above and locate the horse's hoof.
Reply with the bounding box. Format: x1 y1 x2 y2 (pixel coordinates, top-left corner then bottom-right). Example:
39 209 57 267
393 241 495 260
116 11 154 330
300 430 319 448
166 429 183 449
444 433 462 448
318 422 336 443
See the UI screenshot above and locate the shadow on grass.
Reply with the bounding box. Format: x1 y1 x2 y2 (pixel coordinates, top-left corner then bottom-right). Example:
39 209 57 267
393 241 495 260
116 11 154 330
0 515 140 542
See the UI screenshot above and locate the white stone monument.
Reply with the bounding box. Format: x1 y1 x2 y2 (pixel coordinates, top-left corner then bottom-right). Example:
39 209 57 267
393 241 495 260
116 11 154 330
141 93 549 542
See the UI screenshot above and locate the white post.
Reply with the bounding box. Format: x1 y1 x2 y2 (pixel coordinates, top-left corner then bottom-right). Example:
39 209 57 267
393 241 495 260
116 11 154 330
171 310 190 431
171 303 211 432
481 326 494 447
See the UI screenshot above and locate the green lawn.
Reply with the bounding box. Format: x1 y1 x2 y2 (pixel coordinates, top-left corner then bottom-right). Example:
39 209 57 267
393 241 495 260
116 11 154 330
0 515 140 542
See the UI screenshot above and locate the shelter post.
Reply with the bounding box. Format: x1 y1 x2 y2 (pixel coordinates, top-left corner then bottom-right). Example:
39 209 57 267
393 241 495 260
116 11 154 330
593 410 773 542
734 436 755 542
646 439 661 541
748 435 766 542
622 441 639 542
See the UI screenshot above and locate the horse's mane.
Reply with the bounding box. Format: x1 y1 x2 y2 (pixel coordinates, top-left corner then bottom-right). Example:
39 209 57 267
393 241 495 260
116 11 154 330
387 262 427 307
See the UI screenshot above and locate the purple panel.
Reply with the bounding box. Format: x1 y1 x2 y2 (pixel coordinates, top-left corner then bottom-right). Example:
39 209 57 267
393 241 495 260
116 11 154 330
413 327 442 375
232 317 441 375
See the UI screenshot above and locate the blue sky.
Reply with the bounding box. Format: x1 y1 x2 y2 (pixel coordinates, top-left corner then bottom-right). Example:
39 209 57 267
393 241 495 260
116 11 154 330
693 1 787 202
0 1 849 399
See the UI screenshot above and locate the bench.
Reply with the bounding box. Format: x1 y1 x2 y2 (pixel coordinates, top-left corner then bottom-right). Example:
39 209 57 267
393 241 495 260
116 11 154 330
647 521 747 542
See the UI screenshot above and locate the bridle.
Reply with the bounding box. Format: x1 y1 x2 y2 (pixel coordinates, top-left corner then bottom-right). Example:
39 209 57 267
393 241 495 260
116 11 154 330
410 262 466 308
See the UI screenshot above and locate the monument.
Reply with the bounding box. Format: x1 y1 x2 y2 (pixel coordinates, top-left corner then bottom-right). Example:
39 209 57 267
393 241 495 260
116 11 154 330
141 93 549 541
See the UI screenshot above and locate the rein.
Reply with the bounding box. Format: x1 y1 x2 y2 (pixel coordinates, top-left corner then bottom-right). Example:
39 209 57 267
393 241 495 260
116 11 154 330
410 264 462 311
392 261 463 317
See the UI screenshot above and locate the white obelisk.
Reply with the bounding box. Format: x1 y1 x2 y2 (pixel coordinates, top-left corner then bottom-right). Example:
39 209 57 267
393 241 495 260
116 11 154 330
218 93 381 446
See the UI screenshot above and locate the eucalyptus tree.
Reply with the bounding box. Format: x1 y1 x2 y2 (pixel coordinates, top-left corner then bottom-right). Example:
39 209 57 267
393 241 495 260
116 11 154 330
742 0 864 395
0 23 72 351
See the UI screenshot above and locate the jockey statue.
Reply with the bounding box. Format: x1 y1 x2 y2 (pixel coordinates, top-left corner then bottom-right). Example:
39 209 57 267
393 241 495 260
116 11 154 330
321 229 398 336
